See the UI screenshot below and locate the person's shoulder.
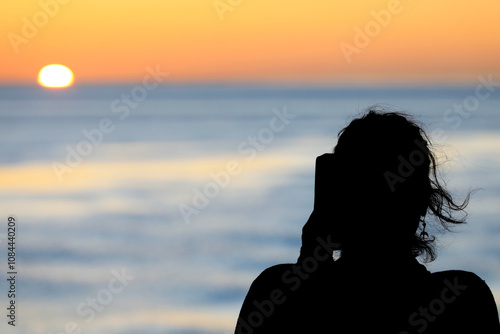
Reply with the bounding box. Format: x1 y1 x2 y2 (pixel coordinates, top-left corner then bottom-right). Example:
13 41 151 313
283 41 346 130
253 263 294 285
242 263 294 304
429 269 489 288
428 269 496 306
246 263 303 294
427 269 500 330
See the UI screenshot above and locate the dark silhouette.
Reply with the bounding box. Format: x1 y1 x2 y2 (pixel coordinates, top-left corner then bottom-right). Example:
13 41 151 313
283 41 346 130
235 109 500 333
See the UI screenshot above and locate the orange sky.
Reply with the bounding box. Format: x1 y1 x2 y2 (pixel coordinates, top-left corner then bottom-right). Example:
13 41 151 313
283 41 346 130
1 0 500 85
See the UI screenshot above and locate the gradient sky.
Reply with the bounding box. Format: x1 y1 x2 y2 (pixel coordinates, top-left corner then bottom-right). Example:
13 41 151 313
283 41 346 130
1 0 500 85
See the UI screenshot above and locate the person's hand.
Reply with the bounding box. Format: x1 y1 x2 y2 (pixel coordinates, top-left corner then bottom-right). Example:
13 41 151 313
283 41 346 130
298 210 340 264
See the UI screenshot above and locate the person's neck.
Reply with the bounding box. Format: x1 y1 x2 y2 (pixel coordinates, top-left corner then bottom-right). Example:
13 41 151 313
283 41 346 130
337 246 417 268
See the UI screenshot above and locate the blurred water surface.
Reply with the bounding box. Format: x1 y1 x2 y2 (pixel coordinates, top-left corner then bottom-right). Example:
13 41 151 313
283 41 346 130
0 85 499 333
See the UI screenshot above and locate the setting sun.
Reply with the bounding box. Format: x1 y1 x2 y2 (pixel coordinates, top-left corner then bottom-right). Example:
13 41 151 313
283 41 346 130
37 64 74 88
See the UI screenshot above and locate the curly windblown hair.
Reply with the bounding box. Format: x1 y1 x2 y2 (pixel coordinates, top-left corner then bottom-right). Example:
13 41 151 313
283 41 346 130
333 107 472 262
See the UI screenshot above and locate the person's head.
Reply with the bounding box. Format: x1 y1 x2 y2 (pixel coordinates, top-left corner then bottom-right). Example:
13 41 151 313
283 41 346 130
331 107 470 262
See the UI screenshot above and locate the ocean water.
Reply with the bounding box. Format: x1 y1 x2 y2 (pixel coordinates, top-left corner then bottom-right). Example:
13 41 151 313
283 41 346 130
0 84 499 333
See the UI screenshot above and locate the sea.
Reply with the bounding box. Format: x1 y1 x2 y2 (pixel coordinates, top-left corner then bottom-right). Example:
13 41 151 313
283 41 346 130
0 84 499 333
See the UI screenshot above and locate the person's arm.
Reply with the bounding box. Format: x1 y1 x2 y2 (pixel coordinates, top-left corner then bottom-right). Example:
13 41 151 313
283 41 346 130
298 210 339 263
299 153 343 263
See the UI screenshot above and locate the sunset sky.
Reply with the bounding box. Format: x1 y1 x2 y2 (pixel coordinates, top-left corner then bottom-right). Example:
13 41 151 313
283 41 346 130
2 2 500 332
1 0 500 85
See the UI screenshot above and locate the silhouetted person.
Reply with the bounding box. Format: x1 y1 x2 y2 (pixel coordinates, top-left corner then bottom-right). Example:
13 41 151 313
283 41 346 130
235 109 500 333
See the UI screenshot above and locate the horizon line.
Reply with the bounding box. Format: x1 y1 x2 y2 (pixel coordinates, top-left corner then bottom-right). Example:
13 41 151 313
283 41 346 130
0 80 487 90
